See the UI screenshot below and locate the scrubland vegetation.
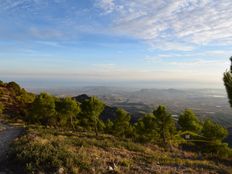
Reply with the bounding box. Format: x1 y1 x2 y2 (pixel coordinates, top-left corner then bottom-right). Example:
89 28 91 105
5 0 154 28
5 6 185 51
0 80 232 173
7 126 231 174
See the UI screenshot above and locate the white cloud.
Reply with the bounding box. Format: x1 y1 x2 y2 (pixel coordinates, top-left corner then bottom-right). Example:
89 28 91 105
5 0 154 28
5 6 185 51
149 41 194 51
96 0 116 14
0 0 47 11
169 59 226 67
97 0 232 50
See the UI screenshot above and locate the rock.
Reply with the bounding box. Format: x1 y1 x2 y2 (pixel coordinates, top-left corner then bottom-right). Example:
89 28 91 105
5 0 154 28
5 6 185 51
58 167 65 174
112 163 117 169
108 166 114 171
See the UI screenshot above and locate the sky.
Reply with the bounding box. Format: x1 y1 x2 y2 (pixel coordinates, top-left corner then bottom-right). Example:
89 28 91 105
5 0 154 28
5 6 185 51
0 0 232 89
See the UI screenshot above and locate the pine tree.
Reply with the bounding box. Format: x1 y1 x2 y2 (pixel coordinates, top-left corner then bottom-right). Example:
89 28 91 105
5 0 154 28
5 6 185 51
29 93 56 126
135 113 158 142
56 97 80 129
80 96 105 136
223 69 232 107
112 108 131 138
153 105 176 147
178 109 202 133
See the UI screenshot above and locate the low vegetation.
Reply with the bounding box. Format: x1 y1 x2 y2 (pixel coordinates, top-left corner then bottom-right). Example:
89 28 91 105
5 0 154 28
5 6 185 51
10 126 232 174
0 80 232 173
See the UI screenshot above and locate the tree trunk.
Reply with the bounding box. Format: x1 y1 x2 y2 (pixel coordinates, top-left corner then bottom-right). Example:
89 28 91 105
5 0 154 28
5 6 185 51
95 125 98 137
161 126 167 147
70 115 75 130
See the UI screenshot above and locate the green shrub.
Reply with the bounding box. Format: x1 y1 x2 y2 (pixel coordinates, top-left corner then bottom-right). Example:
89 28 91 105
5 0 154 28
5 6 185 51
10 135 89 174
205 141 232 159
7 81 21 95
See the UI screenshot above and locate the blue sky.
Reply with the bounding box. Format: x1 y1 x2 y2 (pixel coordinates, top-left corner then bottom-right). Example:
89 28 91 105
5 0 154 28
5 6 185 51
0 0 232 88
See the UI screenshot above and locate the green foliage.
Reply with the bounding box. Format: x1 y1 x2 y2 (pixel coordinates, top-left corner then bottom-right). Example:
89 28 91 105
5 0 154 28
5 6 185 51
16 89 35 116
11 126 232 174
153 105 176 147
29 93 56 126
0 80 4 86
135 113 158 142
178 109 202 133
112 108 132 138
7 81 21 95
104 119 114 134
0 80 35 118
11 135 85 174
16 88 35 104
202 119 228 141
80 96 105 136
56 97 80 129
223 71 232 107
205 141 232 159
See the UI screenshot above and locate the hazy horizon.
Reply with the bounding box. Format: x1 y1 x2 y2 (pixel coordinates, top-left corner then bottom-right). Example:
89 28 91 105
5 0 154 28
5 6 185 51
0 76 225 91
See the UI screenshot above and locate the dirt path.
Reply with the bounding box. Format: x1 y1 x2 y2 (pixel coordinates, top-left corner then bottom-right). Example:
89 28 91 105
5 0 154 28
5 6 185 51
0 122 24 171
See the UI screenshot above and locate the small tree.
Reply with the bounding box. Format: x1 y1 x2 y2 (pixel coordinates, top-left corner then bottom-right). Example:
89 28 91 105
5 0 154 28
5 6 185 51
223 71 232 107
135 113 158 142
178 109 202 133
16 89 35 117
30 93 56 126
112 108 131 138
153 105 176 147
56 97 80 129
201 119 231 158
80 96 105 136
202 119 228 141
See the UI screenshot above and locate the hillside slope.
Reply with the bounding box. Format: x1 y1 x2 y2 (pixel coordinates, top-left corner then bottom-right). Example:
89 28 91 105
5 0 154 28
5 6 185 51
0 81 231 174
6 126 232 174
0 81 35 117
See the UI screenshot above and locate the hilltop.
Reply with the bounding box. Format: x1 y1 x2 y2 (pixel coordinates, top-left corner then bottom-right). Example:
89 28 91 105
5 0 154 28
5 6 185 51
0 81 35 117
